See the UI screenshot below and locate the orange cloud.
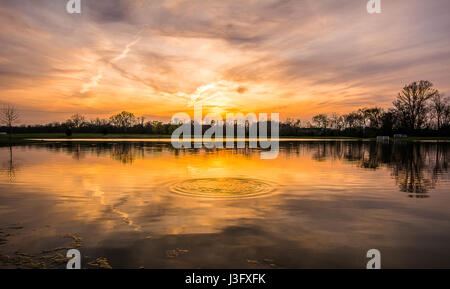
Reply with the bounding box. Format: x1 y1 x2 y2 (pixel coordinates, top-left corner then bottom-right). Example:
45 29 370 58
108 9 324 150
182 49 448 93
0 0 449 124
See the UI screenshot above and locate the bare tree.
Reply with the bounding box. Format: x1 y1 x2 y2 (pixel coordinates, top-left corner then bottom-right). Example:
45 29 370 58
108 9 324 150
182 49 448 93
110 111 137 132
393 80 438 130
359 107 384 129
444 105 450 128
343 111 364 129
312 114 329 129
138 116 146 126
68 114 86 129
329 113 344 130
0 104 20 141
430 93 449 130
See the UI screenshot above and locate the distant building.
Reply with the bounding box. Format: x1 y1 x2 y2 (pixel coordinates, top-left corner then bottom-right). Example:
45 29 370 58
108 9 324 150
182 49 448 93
376 136 390 142
393 134 408 138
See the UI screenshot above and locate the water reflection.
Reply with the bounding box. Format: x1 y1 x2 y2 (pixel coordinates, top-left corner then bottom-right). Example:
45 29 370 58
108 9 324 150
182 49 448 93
0 141 449 268
169 177 275 199
283 141 447 197
29 141 449 198
1 146 18 181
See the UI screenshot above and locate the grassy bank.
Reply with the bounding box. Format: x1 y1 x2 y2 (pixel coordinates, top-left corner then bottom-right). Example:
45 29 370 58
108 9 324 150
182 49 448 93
1 133 449 145
281 136 450 141
0 133 172 145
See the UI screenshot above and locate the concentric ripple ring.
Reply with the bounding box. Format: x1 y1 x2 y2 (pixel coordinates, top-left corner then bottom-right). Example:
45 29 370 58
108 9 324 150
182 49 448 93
169 177 275 199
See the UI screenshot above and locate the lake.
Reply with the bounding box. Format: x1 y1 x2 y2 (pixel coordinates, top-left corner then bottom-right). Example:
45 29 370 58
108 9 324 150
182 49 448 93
0 141 449 268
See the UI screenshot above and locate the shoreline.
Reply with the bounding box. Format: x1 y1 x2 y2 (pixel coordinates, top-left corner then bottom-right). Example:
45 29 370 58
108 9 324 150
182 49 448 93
1 133 450 146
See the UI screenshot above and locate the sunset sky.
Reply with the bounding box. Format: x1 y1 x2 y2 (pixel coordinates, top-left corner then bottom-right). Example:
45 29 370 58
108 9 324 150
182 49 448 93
1 0 450 124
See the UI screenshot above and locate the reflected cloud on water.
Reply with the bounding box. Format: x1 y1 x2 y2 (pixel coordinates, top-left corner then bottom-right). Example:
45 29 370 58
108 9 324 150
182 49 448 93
24 141 449 198
0 141 449 268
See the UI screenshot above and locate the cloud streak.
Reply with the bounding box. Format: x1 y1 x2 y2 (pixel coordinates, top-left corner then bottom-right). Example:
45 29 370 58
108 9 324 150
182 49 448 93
0 0 450 124
81 36 141 93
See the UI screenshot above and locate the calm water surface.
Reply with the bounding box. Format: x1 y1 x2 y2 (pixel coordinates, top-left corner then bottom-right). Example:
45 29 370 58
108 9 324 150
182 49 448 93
0 141 449 268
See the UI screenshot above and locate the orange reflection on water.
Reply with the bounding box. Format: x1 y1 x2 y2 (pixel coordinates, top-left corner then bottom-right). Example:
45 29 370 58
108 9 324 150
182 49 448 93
0 142 449 268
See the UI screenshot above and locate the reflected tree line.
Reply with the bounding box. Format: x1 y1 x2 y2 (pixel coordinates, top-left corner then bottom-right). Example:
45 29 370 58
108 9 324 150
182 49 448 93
4 141 447 198
282 141 448 198
31 142 266 163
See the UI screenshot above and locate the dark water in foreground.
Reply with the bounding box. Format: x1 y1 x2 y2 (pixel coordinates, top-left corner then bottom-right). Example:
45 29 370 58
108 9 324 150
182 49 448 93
0 141 449 269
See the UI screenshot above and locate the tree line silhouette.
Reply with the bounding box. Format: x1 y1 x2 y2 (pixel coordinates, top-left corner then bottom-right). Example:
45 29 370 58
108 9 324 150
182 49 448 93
293 80 449 137
2 81 449 137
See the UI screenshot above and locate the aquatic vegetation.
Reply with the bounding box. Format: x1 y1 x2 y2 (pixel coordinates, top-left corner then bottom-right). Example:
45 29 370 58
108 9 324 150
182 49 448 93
88 257 112 269
0 231 110 269
166 248 189 259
